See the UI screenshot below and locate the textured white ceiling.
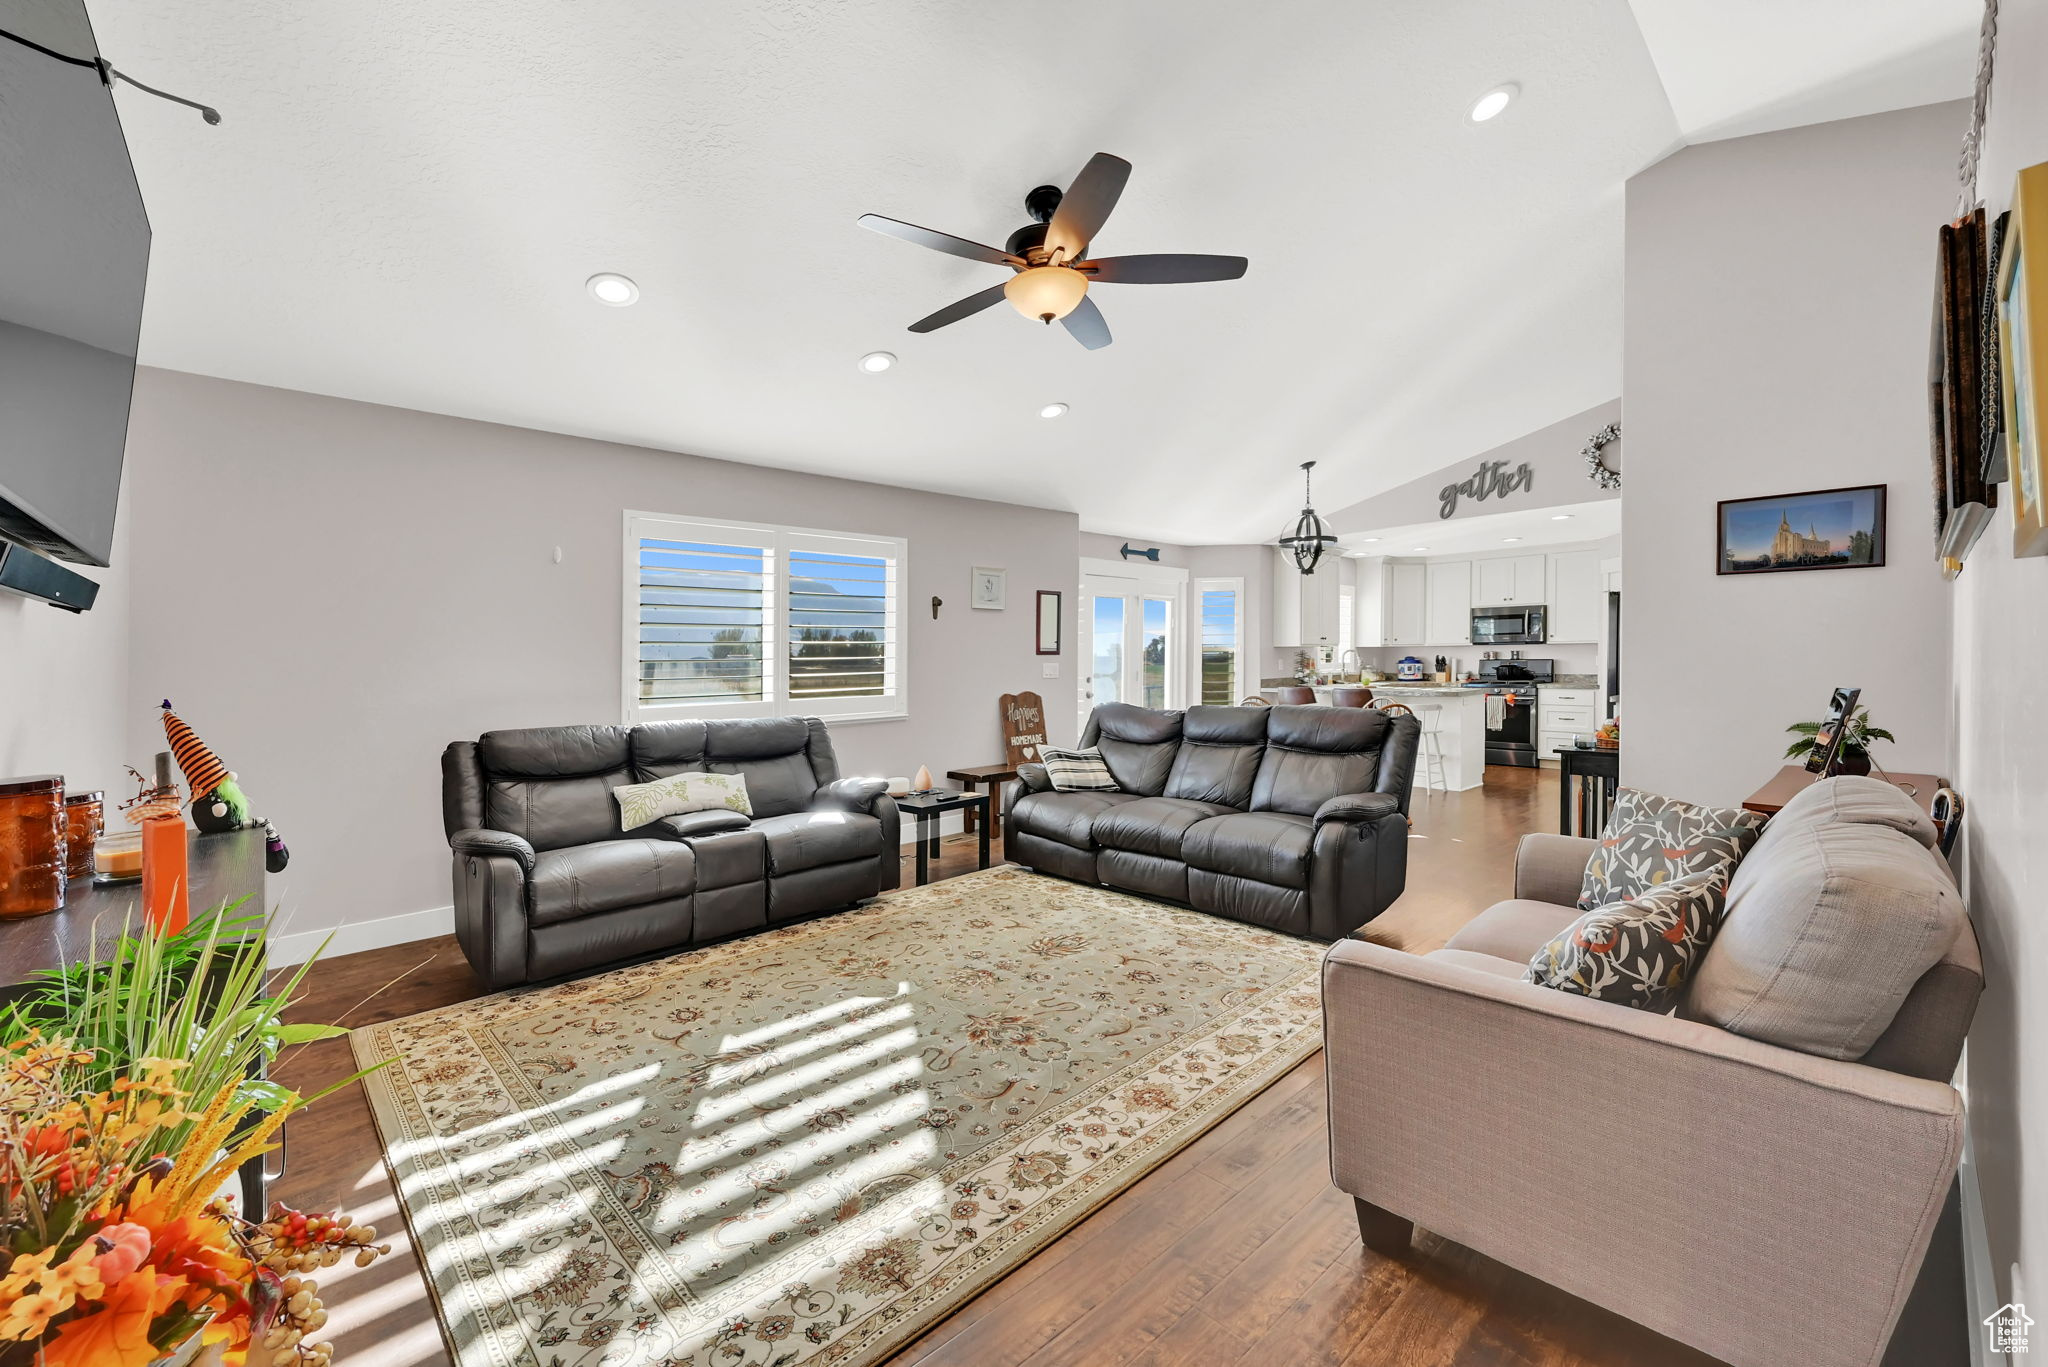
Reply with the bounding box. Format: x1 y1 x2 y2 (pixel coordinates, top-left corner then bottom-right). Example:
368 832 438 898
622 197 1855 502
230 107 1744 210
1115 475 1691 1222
81 1 1968 544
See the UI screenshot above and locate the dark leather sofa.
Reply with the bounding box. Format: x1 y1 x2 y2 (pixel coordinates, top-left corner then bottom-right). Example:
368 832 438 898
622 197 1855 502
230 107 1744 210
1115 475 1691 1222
1003 703 1419 939
441 717 898 987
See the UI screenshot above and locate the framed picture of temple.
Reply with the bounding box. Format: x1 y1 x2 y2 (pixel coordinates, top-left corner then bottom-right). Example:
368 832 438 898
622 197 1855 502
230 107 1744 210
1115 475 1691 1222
1716 485 1887 575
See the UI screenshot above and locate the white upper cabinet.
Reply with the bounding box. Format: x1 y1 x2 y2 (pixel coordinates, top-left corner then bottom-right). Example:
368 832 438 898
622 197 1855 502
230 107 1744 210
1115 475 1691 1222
1385 562 1426 646
1474 553 1546 606
1271 547 1342 650
1547 549 1603 642
1424 559 1472 645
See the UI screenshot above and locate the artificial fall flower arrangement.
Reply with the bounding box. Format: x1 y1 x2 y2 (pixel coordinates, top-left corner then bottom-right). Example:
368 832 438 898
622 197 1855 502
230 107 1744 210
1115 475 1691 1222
0 908 390 1367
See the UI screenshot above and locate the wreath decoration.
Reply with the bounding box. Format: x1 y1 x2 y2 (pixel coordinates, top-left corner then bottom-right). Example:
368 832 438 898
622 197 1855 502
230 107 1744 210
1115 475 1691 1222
1583 422 1621 490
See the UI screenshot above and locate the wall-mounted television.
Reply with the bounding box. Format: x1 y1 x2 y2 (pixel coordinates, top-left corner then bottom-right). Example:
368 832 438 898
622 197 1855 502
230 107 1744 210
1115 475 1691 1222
0 0 150 571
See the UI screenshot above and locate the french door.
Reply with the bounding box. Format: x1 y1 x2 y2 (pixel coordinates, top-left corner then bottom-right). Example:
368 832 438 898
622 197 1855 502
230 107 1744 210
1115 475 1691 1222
1080 572 1183 731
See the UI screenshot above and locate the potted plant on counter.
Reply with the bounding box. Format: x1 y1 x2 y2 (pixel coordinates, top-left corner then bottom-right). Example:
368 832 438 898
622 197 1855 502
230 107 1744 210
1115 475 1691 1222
0 907 389 1367
1784 706 1896 776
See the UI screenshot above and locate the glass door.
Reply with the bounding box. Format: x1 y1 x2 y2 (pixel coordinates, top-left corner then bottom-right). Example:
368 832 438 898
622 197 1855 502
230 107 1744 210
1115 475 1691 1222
1081 575 1182 729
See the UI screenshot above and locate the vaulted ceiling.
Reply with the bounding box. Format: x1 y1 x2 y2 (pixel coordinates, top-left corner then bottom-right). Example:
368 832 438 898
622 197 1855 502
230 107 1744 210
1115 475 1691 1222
87 0 1977 544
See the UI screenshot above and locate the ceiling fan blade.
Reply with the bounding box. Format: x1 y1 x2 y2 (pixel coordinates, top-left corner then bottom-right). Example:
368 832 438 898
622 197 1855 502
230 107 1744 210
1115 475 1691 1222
907 283 1009 333
1060 294 1112 350
858 214 1021 267
1046 153 1132 260
1081 254 1249 285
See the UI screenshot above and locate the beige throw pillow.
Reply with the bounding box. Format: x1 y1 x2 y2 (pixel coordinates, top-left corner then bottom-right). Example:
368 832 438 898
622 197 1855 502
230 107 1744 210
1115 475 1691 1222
611 771 753 831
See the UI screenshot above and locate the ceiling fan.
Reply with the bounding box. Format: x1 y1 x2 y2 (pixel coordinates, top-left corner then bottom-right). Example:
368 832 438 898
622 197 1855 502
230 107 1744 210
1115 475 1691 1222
857 153 1248 351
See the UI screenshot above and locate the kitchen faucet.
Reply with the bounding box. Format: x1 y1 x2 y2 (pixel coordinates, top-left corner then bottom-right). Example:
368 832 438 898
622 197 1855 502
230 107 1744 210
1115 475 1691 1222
1338 647 1367 679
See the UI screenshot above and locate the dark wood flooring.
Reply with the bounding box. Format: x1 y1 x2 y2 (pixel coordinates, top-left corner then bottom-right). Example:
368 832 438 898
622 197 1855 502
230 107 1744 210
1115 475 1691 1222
269 766 1719 1367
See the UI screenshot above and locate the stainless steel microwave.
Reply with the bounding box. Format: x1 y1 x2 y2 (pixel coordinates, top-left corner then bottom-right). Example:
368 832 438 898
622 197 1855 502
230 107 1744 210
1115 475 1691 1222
1470 605 1546 645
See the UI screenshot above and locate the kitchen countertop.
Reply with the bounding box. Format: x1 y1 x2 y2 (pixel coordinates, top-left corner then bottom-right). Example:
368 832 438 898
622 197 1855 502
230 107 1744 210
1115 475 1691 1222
1543 675 1599 689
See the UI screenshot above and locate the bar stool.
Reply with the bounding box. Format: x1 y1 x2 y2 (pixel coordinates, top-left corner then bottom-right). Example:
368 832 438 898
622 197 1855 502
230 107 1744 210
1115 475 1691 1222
1270 686 1316 704
1375 700 1445 792
1328 686 1374 707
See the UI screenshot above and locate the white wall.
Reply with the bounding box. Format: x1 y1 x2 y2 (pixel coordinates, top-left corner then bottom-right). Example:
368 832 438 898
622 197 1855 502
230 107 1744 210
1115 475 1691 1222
1621 101 1964 806
1952 0 2048 1329
0 478 129 796
117 368 1080 952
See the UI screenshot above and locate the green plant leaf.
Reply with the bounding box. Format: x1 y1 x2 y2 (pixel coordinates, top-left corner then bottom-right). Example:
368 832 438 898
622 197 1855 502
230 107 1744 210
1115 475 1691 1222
272 1022 348 1044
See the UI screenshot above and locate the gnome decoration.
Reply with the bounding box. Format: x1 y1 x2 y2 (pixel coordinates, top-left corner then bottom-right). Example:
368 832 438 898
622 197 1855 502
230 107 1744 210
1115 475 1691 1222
161 700 291 873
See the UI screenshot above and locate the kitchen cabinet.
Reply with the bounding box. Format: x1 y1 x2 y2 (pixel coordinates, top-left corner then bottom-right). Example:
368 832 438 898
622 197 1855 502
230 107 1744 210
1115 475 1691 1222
1424 559 1471 645
1474 553 1546 606
1546 550 1603 643
1385 562 1426 645
1538 685 1600 761
1271 547 1342 651
1351 556 1426 647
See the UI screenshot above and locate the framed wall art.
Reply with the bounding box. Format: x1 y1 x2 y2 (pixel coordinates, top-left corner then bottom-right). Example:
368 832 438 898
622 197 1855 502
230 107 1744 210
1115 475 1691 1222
1716 485 1887 575
1998 160 2048 558
1035 589 1061 655
970 566 1006 610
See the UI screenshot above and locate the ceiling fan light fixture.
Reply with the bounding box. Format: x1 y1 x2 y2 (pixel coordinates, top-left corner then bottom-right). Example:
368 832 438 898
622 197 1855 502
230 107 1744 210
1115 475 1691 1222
1004 265 1088 323
1469 83 1519 123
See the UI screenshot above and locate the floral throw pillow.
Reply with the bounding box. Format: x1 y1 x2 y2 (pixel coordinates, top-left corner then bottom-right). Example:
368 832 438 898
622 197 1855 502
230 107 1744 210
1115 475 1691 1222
1526 865 1731 1012
1578 787 1765 910
611 771 753 830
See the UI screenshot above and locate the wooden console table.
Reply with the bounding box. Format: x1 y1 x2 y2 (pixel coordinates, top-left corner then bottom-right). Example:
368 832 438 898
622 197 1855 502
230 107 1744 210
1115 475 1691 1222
1741 765 1946 819
1555 746 1621 837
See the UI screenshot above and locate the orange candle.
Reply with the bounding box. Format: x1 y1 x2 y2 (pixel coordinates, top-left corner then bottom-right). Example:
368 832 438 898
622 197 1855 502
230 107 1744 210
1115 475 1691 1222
140 814 190 934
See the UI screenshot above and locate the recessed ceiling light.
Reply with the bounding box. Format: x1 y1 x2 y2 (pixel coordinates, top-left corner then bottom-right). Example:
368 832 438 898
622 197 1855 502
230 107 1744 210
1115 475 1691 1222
1039 402 1069 419
1551 513 1574 521
1469 83 1519 123
858 351 896 374
1502 536 1523 543
586 273 639 306
1412 546 1430 553
1359 537 1380 543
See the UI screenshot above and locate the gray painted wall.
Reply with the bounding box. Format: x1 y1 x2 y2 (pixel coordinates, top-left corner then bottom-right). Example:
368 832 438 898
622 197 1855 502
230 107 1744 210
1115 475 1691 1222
1952 0 2048 1327
1620 100 1963 806
1326 398 1622 532
116 368 1080 946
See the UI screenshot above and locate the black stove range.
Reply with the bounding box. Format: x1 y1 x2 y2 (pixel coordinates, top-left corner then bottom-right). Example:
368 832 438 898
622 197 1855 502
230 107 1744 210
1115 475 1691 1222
1465 659 1552 767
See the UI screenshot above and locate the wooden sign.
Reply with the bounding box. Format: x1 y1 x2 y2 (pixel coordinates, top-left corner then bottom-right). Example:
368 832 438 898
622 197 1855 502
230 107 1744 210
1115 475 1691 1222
1000 691 1047 768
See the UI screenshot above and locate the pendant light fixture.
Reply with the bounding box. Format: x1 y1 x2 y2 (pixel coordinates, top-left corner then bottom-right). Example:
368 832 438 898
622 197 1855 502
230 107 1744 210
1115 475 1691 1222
1278 460 1338 573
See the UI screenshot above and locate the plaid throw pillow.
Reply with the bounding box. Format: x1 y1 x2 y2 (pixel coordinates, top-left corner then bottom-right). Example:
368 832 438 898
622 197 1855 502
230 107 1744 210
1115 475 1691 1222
1527 865 1731 1012
1039 746 1120 793
1578 787 1765 910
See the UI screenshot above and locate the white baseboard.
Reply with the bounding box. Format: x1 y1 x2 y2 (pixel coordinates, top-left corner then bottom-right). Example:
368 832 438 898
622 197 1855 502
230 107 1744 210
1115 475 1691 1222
268 904 454 967
1961 1119 2005 1366
899 811 971 844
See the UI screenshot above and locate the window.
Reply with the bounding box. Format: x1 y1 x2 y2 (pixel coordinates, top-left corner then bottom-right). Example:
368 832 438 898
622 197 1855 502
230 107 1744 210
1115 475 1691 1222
625 512 906 723
1194 578 1243 705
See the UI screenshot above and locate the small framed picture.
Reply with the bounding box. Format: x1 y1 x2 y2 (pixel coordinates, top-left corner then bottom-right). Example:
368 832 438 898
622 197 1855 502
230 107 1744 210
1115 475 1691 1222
971 566 1006 610
1999 161 2048 557
1035 590 1061 655
1715 485 1887 575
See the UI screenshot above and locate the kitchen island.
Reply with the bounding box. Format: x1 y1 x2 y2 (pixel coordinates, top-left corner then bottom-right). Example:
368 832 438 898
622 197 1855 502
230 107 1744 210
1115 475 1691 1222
1257 684 1486 791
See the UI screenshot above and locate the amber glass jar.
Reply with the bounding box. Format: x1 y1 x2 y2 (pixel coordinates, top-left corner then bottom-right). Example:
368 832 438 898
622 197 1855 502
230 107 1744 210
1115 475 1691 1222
63 790 104 882
0 775 65 918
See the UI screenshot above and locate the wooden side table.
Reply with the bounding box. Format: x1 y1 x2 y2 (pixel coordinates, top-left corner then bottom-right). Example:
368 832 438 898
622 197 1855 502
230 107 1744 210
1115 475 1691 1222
1742 764 1946 819
1556 745 1621 837
945 764 1017 843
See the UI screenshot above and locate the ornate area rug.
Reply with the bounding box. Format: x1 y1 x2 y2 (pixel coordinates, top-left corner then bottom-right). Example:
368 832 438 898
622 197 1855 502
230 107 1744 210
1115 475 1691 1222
353 868 1323 1367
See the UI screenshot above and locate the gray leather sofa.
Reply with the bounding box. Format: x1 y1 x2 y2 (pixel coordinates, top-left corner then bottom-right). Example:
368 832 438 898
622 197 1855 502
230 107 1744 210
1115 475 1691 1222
1003 703 1420 938
441 717 898 987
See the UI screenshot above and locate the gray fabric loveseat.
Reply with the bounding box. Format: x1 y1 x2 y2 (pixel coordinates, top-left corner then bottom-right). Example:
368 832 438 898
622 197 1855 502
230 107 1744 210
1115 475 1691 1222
1003 702 1421 939
441 717 898 987
1323 776 1980 1367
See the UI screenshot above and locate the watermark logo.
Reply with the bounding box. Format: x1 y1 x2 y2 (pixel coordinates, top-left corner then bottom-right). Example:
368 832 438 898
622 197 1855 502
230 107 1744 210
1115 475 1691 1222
1986 1302 2033 1355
